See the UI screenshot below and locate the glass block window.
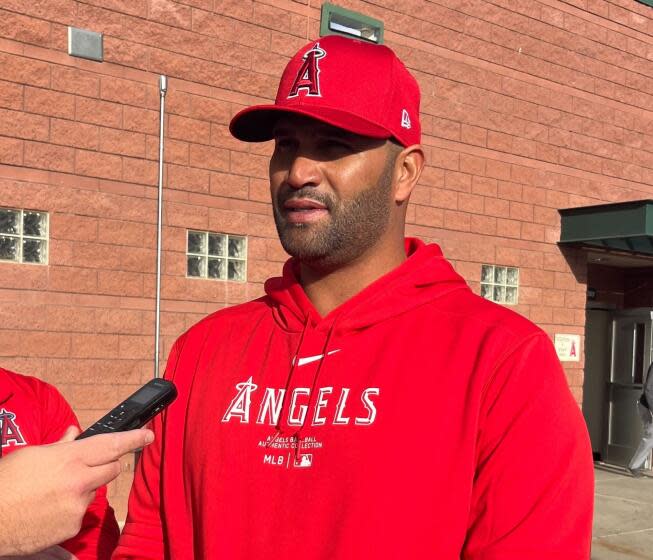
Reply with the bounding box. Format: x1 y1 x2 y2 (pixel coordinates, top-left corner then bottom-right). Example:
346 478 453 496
480 264 519 305
187 230 247 282
0 208 48 264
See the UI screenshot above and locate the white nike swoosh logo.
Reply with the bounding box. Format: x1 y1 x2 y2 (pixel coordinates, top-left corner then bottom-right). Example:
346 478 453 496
296 349 341 367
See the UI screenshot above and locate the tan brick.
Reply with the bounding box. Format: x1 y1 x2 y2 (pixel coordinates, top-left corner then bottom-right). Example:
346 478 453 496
76 150 123 181
0 51 50 87
0 79 23 110
168 163 210 192
119 335 154 359
168 115 211 144
430 188 457 210
103 37 150 70
25 86 75 119
120 246 156 273
443 209 471 232
230 151 268 179
208 207 248 233
18 331 71 358
459 154 486 176
188 95 232 124
457 193 484 213
98 270 144 297
248 178 269 203
76 2 124 35
0 9 50 43
146 136 189 165
0 108 49 141
496 218 521 239
24 141 75 173
487 131 513 152
97 309 144 335
47 357 142 386
123 106 158 135
165 201 208 229
60 382 122 410
521 222 545 241
461 124 487 147
212 38 254 70
51 119 99 150
210 124 245 151
98 219 155 247
470 176 496 197
50 214 98 242
210 171 249 199
246 212 276 238
444 171 472 193
51 66 100 97
189 144 230 172
0 302 48 331
149 0 192 29
414 205 444 227
123 157 158 185
76 97 123 128
45 305 96 333
485 159 511 180
498 181 523 201
100 76 158 109
99 128 147 158
509 201 534 221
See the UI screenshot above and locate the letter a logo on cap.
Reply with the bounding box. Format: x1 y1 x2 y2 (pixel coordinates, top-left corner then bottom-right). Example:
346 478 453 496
287 43 326 98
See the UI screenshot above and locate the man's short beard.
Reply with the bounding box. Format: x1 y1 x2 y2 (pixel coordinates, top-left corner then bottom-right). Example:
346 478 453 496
272 152 396 269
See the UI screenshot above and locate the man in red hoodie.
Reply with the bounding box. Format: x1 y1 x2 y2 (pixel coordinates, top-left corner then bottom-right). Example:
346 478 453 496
115 35 593 559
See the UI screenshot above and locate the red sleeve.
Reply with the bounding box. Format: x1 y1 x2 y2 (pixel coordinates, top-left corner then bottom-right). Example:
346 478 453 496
38 381 120 560
113 342 182 560
462 333 594 559
111 405 165 559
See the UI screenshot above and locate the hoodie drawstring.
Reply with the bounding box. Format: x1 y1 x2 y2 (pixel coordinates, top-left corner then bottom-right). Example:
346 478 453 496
291 319 338 460
266 315 310 449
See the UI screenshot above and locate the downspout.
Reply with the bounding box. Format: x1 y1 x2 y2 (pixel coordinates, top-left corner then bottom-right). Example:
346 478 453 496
154 75 167 378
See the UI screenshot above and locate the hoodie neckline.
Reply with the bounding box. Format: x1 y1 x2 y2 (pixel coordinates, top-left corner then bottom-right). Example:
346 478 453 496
265 237 469 334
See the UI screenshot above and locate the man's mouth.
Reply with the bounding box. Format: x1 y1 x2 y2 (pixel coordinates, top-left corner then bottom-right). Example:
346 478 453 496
282 198 329 224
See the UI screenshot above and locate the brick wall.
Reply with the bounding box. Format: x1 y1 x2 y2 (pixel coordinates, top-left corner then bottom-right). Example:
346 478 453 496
0 0 652 519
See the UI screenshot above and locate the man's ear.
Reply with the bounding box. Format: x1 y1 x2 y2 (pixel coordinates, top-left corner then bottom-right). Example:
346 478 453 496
393 145 425 204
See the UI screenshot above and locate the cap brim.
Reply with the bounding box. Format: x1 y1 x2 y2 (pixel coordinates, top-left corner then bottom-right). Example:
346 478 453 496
229 104 393 143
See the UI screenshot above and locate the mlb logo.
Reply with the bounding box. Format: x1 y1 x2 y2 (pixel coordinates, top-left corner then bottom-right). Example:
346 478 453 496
294 454 313 468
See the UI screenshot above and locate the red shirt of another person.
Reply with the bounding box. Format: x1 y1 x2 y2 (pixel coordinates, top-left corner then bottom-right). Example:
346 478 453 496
0 367 120 559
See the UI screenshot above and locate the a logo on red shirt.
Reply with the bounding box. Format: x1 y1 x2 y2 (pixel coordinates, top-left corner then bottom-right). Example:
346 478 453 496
0 408 26 449
287 43 327 98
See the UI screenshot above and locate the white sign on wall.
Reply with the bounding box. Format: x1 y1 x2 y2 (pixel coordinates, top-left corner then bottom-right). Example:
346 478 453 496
554 334 581 362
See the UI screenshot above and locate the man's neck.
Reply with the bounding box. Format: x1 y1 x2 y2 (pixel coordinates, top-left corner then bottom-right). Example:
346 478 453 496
299 241 407 317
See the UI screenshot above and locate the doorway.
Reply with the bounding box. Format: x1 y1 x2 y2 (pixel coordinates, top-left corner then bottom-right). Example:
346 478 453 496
583 251 653 468
604 309 653 466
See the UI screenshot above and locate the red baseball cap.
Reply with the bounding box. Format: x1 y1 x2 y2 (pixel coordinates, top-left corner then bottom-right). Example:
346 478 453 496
229 35 421 147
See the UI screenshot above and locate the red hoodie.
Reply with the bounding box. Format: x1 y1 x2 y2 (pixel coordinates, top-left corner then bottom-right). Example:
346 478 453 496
0 367 120 559
115 239 593 559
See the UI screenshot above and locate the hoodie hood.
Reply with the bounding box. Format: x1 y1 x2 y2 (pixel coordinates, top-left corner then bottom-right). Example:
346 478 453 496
264 237 469 334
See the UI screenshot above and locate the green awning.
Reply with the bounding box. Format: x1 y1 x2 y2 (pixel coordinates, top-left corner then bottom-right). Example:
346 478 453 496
559 200 653 255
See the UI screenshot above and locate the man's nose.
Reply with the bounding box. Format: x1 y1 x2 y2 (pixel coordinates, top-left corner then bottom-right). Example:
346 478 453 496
286 154 321 190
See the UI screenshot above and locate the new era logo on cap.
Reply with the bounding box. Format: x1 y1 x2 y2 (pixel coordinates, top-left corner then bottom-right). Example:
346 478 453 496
401 109 411 130
229 35 421 147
